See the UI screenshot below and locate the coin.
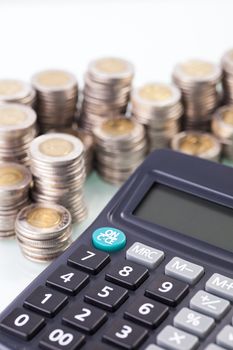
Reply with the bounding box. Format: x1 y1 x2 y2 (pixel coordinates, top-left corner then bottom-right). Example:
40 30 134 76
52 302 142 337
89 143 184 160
15 203 72 262
222 49 233 105
31 69 78 132
171 131 221 161
0 79 36 107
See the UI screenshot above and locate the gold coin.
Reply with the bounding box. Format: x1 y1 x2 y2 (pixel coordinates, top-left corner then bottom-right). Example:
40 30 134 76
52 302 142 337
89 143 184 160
36 71 71 87
180 134 214 155
95 58 127 74
0 80 23 96
139 83 172 101
223 109 233 126
39 138 74 157
0 166 24 186
26 207 62 228
181 60 214 78
0 107 27 126
102 119 134 136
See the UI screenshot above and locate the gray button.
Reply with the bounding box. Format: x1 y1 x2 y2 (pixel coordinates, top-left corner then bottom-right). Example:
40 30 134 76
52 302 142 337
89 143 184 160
206 273 233 302
217 325 233 349
190 290 230 320
145 345 165 350
204 345 226 350
173 307 214 338
126 242 164 269
157 325 199 350
165 257 204 285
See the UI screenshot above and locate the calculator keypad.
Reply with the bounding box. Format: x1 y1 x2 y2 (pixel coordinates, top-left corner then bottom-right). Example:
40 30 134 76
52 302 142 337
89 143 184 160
39 326 85 350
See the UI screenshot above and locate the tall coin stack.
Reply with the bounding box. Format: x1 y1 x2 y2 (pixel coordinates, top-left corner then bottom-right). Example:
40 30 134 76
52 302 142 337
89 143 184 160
31 70 78 132
0 163 31 238
131 82 183 151
171 131 221 162
80 57 134 132
222 49 233 104
173 59 222 130
93 118 147 185
0 104 37 165
0 79 36 107
15 203 72 262
212 105 233 160
29 133 87 222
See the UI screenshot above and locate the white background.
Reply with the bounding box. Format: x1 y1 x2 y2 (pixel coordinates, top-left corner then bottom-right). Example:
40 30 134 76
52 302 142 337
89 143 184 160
0 0 233 311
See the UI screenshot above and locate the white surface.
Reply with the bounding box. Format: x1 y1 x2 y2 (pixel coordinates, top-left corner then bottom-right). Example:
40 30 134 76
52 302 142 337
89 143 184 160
0 0 233 312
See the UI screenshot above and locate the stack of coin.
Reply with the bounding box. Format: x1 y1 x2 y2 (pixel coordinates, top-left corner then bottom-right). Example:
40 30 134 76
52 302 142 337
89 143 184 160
0 163 31 238
222 49 233 104
212 105 233 160
171 131 221 161
131 82 183 151
31 70 78 132
80 57 134 132
15 203 72 262
48 127 94 176
173 59 222 130
0 79 36 107
29 133 87 222
93 118 147 184
0 104 37 165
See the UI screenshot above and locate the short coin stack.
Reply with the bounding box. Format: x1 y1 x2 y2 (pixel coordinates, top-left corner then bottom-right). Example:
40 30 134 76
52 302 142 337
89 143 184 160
173 59 222 130
222 49 233 104
0 163 31 238
80 57 134 132
212 105 233 161
0 79 36 107
31 70 78 132
131 82 183 151
171 131 221 161
0 104 37 165
93 118 147 184
29 133 87 222
15 203 72 262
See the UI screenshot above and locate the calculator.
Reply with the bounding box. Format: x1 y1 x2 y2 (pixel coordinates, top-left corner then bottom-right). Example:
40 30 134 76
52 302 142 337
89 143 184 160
1 149 233 350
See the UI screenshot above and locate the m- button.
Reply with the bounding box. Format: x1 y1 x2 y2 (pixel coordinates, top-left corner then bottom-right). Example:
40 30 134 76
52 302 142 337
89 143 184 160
126 242 164 269
165 257 204 285
206 273 233 302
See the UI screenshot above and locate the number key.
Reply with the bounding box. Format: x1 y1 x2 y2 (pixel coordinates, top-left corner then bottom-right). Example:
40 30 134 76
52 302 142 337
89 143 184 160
46 264 89 295
68 244 110 275
105 261 149 290
0 307 45 340
124 296 169 329
24 286 68 317
145 275 189 306
62 302 107 334
102 318 148 349
84 281 129 312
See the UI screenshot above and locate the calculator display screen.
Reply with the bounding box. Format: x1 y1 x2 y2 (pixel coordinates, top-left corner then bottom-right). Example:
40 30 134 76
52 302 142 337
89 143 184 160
134 184 233 253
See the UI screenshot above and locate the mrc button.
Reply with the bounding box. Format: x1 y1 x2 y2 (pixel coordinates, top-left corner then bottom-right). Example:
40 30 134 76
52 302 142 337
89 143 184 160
92 227 126 252
126 242 164 269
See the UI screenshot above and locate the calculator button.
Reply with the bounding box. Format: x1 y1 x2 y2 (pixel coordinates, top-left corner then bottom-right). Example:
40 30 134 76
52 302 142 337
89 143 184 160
39 325 85 350
105 261 149 290
165 257 204 285
0 307 45 340
126 242 164 269
62 302 107 334
206 273 233 302
145 345 165 350
84 281 129 312
173 307 215 338
24 286 68 317
145 275 189 306
92 226 126 252
68 244 110 275
205 345 226 350
217 325 233 350
124 296 169 328
102 318 148 349
46 265 89 295
190 290 230 320
157 325 199 350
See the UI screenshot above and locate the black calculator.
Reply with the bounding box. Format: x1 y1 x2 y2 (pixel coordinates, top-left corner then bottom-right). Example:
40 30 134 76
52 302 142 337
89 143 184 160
1 149 233 350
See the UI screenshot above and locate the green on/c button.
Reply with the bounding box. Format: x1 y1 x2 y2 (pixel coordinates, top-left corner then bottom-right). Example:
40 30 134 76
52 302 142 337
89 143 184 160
92 227 126 252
